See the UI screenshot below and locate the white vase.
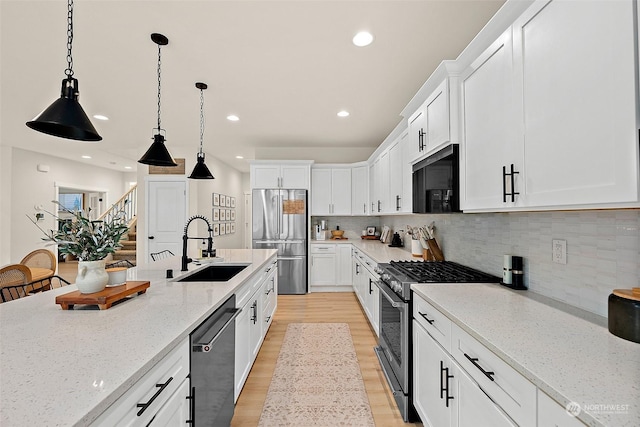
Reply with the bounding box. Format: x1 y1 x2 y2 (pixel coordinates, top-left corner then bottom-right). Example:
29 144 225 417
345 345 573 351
76 260 109 294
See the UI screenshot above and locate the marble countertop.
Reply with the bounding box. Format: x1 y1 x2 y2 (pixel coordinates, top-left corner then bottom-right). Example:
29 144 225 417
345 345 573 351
0 249 277 427
411 283 640 427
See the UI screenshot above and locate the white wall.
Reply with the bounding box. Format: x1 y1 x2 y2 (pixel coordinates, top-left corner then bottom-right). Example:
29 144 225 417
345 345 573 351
6 147 128 264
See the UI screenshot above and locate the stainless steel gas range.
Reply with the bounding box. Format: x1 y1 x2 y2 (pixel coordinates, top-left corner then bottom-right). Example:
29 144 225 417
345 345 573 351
373 260 501 422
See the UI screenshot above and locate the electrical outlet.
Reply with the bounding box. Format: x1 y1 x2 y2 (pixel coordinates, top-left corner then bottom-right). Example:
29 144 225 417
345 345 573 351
552 239 567 264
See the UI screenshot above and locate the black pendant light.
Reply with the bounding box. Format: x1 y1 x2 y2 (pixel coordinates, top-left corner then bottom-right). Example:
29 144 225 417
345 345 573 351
26 0 102 142
188 82 214 179
138 33 177 167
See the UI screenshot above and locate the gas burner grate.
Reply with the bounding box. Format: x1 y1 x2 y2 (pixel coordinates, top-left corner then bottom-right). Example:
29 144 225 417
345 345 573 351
389 261 500 283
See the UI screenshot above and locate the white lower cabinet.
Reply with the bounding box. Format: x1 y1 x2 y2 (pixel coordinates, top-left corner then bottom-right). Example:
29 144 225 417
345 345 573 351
91 339 190 426
310 243 352 291
413 293 540 427
151 378 191 426
351 248 379 335
235 258 277 401
537 390 586 427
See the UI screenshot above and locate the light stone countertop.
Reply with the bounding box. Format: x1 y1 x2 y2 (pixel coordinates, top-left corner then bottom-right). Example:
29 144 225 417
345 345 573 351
411 283 640 427
0 248 277 427
312 238 417 263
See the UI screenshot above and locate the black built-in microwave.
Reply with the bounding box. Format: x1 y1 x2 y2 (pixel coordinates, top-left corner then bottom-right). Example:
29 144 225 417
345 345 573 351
412 145 460 213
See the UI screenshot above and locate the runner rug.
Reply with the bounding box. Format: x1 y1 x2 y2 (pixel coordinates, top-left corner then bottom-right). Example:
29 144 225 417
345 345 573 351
257 323 375 427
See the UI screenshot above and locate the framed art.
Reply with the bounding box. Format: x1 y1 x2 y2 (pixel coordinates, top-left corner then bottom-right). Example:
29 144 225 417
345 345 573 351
213 208 220 221
367 226 376 236
225 196 231 207
213 223 220 236
220 224 226 235
220 195 226 207
231 222 236 233
230 197 236 208
226 209 231 221
230 210 236 221
212 193 220 206
225 223 231 234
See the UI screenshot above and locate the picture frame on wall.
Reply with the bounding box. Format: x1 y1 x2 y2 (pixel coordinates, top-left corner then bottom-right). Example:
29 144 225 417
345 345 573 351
367 226 376 236
212 193 220 206
230 197 236 208
213 223 220 236
230 210 236 221
213 208 220 221
220 195 226 207
220 224 226 235
231 222 235 233
225 196 231 207
225 223 231 234
223 209 228 221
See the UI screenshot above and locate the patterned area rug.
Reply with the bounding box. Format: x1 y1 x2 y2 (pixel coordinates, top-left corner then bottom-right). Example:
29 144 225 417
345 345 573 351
258 323 375 427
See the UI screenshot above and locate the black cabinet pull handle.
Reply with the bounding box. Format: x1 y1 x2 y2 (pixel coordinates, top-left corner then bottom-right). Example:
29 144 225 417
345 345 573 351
464 353 495 381
186 385 195 424
251 301 257 324
440 360 445 399
502 164 520 203
418 128 426 151
396 195 401 211
418 311 434 324
369 278 373 294
136 376 174 416
148 236 155 240
439 361 455 407
355 263 360 275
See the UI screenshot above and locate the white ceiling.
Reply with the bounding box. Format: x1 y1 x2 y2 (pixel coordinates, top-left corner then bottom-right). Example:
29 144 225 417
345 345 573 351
1 0 504 173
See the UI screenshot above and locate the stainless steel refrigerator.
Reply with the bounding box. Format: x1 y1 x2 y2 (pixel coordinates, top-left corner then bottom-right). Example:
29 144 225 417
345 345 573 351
252 189 307 294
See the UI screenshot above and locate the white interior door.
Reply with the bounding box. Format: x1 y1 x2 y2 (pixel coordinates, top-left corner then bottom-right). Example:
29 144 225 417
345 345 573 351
147 180 186 262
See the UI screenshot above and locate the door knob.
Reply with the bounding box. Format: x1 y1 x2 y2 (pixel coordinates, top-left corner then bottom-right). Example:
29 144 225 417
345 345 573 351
149 236 155 239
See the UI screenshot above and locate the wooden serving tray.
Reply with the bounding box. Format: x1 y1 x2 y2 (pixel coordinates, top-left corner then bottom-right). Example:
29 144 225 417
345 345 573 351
56 281 150 310
360 235 379 240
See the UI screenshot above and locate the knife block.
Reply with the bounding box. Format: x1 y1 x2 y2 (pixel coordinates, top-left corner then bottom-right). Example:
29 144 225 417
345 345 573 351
426 239 445 261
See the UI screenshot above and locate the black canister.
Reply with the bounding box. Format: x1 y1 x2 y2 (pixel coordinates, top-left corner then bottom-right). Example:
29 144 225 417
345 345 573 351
608 288 640 344
502 255 526 290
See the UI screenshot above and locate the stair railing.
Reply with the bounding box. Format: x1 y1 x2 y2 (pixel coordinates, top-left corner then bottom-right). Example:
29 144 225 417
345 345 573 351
97 184 137 227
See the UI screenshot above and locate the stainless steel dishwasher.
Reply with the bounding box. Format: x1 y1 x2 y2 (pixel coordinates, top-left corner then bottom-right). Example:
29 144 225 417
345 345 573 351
190 295 241 426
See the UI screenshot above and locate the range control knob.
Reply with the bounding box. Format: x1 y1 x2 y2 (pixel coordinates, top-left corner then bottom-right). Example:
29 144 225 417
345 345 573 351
374 266 383 275
391 280 402 293
382 273 391 282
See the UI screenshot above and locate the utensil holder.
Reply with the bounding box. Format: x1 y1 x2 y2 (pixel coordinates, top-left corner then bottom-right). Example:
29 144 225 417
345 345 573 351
426 239 445 261
411 239 423 257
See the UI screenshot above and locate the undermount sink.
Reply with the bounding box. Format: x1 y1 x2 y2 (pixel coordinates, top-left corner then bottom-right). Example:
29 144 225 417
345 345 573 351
177 264 249 282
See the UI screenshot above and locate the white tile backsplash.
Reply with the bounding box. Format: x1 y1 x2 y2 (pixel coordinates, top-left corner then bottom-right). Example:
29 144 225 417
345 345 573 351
380 210 640 317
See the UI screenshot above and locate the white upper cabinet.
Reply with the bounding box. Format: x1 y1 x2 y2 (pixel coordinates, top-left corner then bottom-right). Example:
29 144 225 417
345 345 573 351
461 0 639 211
513 0 638 208
407 108 427 164
250 161 311 189
351 165 369 215
461 29 522 211
311 167 352 215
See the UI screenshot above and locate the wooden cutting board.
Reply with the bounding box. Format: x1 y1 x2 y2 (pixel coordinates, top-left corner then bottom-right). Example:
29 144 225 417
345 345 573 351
55 281 150 310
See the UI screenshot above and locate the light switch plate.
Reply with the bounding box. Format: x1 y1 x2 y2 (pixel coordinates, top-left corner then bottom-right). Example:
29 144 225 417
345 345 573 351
552 239 567 264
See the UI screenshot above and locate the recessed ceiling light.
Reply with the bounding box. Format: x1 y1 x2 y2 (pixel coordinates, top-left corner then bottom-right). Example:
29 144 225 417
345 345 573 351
81 155 91 159
337 110 350 117
93 114 109 121
235 155 244 159
124 166 132 170
353 31 374 47
227 115 240 122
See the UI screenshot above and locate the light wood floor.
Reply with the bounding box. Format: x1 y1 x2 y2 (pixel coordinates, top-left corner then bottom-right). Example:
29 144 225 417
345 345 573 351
57 260 78 284
231 292 422 427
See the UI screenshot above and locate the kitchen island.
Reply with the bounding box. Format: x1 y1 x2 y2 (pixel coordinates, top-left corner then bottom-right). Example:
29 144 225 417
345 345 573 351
412 283 640 427
0 248 276 427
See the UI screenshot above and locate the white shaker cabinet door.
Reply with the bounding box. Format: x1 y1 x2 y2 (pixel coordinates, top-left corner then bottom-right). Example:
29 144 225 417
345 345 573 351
513 0 638 208
331 168 352 215
351 165 369 215
151 379 191 426
461 29 523 211
453 362 516 427
280 165 310 189
311 168 332 214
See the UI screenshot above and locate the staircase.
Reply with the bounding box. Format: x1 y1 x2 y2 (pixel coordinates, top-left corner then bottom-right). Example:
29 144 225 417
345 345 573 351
99 185 138 266
112 223 137 265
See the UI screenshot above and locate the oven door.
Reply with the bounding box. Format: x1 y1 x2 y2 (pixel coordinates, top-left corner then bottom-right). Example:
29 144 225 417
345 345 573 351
374 279 411 420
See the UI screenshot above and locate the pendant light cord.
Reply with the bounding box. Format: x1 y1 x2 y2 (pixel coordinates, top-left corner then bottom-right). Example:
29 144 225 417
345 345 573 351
199 88 205 155
157 44 162 131
65 0 74 78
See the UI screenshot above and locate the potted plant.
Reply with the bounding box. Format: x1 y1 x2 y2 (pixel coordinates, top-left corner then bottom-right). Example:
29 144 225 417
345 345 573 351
29 201 130 293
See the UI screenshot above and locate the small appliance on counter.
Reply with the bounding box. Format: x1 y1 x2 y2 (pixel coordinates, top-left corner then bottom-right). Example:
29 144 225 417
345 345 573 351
502 255 526 290
608 287 640 343
389 232 403 247
315 221 329 240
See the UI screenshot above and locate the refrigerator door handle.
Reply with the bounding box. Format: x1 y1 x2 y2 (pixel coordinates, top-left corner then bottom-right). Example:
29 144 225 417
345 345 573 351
254 240 305 244
278 256 305 261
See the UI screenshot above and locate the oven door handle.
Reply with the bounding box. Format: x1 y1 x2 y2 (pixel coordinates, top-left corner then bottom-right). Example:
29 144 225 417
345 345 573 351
374 280 405 309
